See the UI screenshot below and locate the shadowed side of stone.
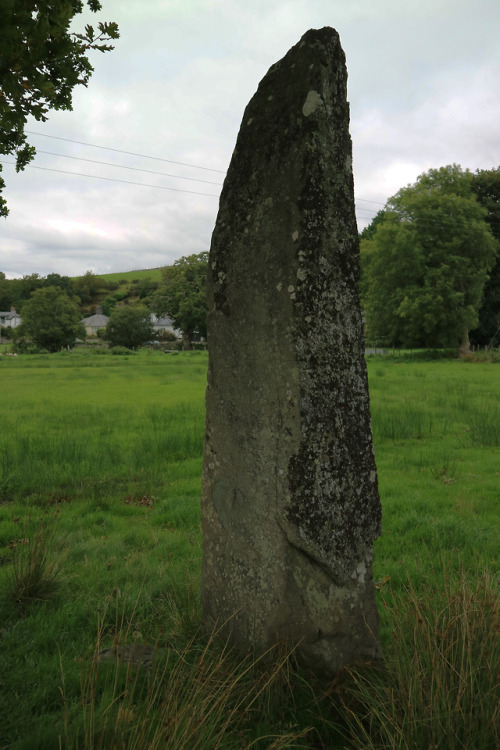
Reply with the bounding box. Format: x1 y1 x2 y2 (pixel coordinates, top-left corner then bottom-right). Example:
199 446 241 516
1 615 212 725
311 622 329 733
201 27 382 675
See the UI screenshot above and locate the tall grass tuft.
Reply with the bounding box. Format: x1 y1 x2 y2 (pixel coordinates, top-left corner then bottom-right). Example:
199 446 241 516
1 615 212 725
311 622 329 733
338 565 499 749
7 521 61 607
63 625 311 749
467 406 500 447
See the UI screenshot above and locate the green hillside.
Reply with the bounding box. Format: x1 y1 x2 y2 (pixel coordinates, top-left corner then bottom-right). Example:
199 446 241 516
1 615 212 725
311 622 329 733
96 267 164 284
71 267 165 315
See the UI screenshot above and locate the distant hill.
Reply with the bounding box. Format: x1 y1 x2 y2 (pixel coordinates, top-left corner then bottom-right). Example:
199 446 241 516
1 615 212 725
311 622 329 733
95 267 164 284
68 267 165 315
0 268 166 321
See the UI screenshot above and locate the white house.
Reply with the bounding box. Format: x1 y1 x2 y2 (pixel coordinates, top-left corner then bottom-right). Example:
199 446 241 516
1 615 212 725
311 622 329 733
80 307 180 339
0 307 22 328
150 314 180 338
80 306 109 336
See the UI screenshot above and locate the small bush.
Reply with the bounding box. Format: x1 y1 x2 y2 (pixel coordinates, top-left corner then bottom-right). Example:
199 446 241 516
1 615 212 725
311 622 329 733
160 330 178 342
461 350 500 364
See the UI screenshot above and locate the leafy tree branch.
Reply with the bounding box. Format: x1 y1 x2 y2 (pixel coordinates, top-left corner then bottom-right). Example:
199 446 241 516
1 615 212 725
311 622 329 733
0 0 119 217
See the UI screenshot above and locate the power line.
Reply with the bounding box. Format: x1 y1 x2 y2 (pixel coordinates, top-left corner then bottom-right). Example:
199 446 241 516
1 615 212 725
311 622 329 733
35 149 224 186
25 129 227 174
389 208 500 231
355 202 500 231
355 198 386 207
0 156 377 210
18 131 500 227
26 130 389 203
5 158 495 231
5 135 499 231
356 206 381 215
0 160 221 198
0 158 380 219
14 131 416 216
0 154 382 215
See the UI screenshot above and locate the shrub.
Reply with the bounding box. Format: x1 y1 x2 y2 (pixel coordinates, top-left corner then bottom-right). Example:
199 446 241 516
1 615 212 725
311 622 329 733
105 307 154 350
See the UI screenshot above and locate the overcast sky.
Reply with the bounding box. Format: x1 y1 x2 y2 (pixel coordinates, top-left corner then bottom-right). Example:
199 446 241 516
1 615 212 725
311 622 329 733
1 0 499 279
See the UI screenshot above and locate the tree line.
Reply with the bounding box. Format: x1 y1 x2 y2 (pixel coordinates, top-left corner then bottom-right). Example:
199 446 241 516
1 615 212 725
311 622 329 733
155 165 499 356
0 255 208 353
3 165 498 355
1 5 498 355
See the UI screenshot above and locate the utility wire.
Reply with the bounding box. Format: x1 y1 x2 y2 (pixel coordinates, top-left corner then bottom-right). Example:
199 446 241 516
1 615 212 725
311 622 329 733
0 157 381 216
355 198 387 206
354 203 500 231
19 132 500 228
0 160 221 198
5 132 500 231
0 158 378 221
25 129 227 174
35 149 224 186
25 130 389 203
4 158 496 231
17 131 444 220
0 158 378 213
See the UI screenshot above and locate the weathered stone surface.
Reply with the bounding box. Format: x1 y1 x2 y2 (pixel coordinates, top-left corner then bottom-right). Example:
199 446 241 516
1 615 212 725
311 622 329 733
201 27 382 674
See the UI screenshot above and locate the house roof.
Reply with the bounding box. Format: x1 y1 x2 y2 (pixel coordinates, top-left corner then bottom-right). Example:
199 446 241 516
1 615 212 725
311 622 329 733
81 313 109 327
152 314 174 326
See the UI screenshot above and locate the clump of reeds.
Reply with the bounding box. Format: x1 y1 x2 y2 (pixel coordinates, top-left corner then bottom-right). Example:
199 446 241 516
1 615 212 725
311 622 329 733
8 521 61 606
59 593 311 749
338 566 499 749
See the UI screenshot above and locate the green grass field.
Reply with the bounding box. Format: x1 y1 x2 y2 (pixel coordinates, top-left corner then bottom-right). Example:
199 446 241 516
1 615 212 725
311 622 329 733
0 351 498 748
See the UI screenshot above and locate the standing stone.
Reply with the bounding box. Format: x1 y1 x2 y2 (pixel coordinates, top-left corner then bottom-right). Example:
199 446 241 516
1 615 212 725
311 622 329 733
201 27 382 675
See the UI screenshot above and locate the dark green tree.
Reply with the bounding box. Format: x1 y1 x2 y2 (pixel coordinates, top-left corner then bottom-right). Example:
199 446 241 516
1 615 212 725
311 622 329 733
44 273 76 296
0 272 76 310
359 209 388 241
73 269 103 305
0 0 119 217
14 285 85 351
101 295 117 316
361 165 498 353
470 167 500 347
12 273 45 309
359 210 388 302
152 252 208 349
104 306 154 350
133 277 159 301
0 271 10 309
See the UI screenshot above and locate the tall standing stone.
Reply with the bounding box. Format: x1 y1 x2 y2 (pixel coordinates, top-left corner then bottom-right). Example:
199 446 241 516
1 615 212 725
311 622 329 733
201 27 382 674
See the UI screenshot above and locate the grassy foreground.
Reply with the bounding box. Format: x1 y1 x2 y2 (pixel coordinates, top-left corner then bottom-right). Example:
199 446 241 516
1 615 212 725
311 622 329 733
0 350 498 749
